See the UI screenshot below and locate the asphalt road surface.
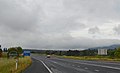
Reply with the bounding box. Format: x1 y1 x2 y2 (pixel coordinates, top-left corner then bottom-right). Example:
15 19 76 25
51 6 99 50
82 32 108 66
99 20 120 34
24 55 120 73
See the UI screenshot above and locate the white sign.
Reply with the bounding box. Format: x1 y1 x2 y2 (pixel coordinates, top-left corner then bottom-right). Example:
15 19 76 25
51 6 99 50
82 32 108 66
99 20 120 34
98 49 107 55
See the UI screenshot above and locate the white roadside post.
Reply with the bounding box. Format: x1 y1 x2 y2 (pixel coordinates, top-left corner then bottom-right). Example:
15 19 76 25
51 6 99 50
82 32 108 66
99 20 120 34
16 59 18 70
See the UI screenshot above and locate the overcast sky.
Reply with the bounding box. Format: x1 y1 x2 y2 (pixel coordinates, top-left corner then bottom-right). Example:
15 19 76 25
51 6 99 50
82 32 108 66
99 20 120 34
0 0 120 50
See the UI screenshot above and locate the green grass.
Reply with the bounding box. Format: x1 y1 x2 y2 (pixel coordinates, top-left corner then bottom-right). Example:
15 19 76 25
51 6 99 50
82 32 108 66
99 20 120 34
0 56 32 73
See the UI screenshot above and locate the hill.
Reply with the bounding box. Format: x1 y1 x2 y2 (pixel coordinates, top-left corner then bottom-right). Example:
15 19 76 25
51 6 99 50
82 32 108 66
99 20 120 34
88 44 120 50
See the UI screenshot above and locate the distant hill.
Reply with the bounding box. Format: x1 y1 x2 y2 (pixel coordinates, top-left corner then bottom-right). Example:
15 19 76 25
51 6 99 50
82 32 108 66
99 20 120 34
23 44 120 52
88 44 120 50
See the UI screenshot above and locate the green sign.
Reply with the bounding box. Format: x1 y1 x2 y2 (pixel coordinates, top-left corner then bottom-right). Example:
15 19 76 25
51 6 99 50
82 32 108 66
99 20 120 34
9 51 18 57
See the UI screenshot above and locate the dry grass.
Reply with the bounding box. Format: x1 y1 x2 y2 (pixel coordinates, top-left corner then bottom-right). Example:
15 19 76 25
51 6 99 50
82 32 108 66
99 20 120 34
60 56 120 62
0 56 32 73
1 52 7 58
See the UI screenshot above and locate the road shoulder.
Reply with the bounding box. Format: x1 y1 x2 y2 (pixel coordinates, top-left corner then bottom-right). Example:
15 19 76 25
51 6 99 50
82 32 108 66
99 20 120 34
23 58 50 73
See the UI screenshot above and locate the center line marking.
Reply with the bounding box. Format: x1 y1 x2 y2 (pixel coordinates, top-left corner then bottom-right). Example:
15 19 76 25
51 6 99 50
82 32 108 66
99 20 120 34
95 69 99 72
85 67 88 69
78 66 80 67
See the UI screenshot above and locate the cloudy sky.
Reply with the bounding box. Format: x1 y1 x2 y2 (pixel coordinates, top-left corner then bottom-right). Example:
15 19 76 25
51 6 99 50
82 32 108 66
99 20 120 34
0 0 120 50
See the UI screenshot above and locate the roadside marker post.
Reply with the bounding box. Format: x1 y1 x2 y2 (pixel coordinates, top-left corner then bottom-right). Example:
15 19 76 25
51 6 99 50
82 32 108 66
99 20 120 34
16 59 18 70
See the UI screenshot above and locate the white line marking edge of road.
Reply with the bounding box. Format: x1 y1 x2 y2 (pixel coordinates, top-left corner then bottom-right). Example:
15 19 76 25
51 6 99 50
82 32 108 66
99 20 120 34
40 60 53 73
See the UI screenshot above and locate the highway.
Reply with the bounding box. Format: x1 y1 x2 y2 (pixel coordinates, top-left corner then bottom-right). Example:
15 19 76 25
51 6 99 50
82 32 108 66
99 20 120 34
24 55 120 73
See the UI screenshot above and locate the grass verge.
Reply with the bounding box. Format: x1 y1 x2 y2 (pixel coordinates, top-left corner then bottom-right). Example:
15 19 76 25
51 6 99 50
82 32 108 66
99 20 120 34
58 55 120 62
0 56 32 73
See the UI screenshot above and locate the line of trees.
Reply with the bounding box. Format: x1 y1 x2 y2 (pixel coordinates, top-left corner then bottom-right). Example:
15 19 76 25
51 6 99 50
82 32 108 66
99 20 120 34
30 47 120 58
30 49 98 56
107 47 120 58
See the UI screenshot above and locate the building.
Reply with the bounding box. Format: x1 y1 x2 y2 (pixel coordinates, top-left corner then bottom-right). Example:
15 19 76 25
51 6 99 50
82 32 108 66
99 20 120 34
98 49 107 55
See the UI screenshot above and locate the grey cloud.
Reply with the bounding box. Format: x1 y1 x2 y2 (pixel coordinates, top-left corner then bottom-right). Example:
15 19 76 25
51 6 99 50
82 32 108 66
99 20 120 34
63 0 120 24
0 0 43 31
113 24 120 35
88 26 100 34
36 15 87 35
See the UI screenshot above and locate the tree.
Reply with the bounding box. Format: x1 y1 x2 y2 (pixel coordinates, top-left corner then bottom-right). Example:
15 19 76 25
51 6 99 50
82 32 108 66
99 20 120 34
3 48 8 52
7 46 23 58
8 47 18 52
0 49 2 57
46 50 51 55
108 49 115 58
114 47 120 58
17 47 23 54
7 47 18 58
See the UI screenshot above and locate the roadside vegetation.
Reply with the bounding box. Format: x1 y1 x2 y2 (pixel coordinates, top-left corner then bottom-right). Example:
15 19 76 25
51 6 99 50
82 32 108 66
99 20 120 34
57 47 120 62
0 56 32 73
60 55 120 62
0 46 32 73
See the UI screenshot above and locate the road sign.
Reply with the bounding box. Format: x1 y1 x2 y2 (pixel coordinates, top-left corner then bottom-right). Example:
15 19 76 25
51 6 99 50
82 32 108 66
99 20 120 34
23 51 31 56
9 51 18 57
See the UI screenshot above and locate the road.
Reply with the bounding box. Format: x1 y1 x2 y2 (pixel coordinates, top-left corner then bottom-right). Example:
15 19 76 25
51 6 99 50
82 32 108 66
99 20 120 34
23 58 50 73
24 55 120 73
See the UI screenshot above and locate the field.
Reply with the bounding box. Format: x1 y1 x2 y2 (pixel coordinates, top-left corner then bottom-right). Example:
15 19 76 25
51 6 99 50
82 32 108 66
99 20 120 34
0 56 32 73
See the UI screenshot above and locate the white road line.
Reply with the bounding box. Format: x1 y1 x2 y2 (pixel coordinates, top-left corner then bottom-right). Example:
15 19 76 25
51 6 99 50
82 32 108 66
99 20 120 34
40 60 53 73
85 67 88 69
50 60 57 64
72 65 75 66
77 62 120 70
94 69 99 72
78 66 80 67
